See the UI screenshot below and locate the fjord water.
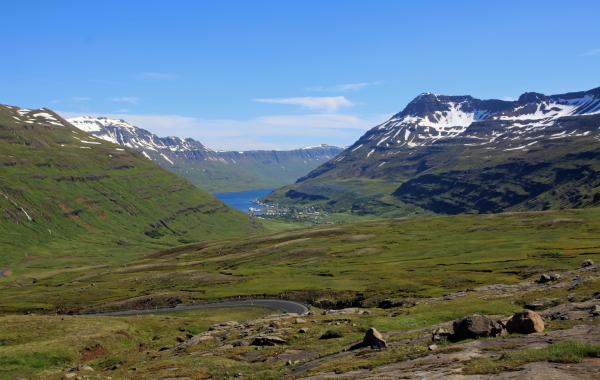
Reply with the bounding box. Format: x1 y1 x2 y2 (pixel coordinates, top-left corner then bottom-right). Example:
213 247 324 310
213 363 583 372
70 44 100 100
215 188 273 213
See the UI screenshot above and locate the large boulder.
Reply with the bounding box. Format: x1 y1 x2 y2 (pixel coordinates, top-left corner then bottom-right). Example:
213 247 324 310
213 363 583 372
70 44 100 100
363 327 387 349
506 310 545 334
524 299 559 311
452 315 504 341
350 327 387 350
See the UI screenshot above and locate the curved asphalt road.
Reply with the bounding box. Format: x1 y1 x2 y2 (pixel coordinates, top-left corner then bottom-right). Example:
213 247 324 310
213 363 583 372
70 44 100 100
79 299 309 317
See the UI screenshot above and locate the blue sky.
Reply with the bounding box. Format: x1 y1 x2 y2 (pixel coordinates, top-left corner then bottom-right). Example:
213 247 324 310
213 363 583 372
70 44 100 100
1 1 599 150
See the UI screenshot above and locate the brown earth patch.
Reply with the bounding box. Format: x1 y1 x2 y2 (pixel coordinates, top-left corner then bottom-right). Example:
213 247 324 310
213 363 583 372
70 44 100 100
80 343 108 361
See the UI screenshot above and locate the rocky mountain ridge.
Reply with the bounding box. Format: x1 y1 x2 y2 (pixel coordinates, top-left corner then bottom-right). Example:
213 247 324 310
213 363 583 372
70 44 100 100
329 87 600 167
67 116 343 192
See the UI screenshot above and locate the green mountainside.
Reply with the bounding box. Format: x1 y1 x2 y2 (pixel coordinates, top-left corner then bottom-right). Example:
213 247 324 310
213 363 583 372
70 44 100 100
0 104 262 275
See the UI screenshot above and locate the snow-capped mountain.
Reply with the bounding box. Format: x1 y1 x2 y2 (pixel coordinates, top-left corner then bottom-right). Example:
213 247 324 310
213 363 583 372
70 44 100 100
267 87 600 216
68 116 210 156
349 87 600 156
371 94 511 148
67 116 343 192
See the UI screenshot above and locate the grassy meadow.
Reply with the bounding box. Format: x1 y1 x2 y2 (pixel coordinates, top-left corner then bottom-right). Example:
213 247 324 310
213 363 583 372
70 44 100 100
2 206 599 312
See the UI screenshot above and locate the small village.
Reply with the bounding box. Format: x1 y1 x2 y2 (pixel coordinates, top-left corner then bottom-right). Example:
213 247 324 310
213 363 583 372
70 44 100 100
251 201 332 223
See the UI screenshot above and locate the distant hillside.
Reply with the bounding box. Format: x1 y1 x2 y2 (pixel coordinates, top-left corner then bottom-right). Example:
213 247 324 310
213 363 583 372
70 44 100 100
0 104 261 273
265 87 600 217
67 116 343 192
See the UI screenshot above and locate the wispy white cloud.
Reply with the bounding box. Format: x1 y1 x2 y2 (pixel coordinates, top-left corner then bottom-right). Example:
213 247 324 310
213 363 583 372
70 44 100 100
137 72 178 80
60 111 385 151
307 81 382 92
582 48 600 57
253 96 353 112
501 96 516 101
111 97 139 105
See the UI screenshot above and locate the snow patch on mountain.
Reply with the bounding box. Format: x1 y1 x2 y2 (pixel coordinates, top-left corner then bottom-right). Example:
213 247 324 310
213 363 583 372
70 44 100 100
494 96 600 126
160 153 174 165
32 112 57 120
399 102 488 131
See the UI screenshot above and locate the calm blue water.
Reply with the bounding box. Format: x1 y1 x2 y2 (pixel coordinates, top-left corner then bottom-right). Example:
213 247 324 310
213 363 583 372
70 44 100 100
214 188 273 213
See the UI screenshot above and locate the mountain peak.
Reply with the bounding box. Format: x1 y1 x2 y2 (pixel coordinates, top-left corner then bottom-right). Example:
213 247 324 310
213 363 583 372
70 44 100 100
415 91 437 99
396 93 476 119
517 92 546 103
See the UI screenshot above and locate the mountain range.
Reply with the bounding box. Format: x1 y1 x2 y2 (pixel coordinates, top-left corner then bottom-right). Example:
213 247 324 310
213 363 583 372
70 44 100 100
265 87 600 217
3 90 600 379
67 116 343 193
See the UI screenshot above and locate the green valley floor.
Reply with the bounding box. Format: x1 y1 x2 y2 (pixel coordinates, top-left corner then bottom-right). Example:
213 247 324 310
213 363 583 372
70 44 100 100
1 207 600 379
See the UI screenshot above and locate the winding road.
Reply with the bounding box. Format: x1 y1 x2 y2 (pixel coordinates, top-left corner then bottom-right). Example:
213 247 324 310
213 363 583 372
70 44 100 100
80 298 309 317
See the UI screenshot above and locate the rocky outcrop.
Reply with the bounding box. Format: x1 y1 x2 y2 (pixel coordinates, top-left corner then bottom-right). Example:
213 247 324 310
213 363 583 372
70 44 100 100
582 259 594 267
524 299 560 311
250 336 287 346
537 273 561 284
